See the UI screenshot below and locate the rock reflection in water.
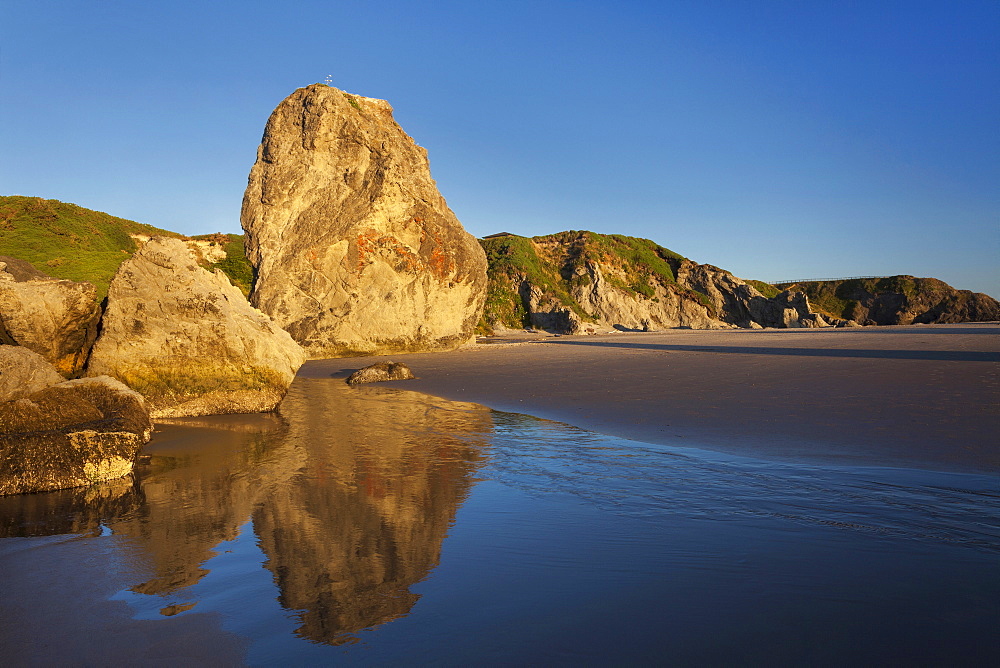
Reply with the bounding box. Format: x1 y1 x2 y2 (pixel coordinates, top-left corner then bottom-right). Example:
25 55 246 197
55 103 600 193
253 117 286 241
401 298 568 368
0 474 141 538
0 379 491 646
258 379 490 645
110 413 292 596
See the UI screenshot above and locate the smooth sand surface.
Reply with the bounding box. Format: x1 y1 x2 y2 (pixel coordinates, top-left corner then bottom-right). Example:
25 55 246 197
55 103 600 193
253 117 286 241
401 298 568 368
302 323 1000 473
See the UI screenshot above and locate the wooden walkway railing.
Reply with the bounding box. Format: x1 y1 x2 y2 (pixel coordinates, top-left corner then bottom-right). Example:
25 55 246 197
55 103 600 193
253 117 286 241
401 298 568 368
770 276 886 285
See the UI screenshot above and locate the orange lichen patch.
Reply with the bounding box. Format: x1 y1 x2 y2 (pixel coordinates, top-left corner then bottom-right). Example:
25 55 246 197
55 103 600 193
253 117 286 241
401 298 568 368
307 248 324 270
354 230 423 273
428 246 456 278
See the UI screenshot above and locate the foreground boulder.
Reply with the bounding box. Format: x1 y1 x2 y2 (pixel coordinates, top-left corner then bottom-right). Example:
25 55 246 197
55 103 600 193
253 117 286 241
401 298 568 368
0 376 152 495
86 237 306 418
346 362 416 385
0 345 66 401
242 83 488 357
0 257 102 375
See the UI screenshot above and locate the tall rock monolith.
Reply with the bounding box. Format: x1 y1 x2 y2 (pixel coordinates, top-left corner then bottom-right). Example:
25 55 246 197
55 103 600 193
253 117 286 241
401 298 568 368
241 84 488 358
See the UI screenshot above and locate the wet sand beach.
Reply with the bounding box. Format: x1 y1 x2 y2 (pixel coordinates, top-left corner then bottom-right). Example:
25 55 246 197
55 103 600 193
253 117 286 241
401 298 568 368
303 322 1000 473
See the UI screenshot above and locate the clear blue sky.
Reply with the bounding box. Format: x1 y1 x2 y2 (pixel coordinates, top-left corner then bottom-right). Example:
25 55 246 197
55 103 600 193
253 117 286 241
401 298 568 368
2 0 998 296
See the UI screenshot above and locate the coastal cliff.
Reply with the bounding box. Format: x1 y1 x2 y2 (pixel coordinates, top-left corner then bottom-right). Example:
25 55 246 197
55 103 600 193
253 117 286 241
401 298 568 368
241 84 488 357
480 232 828 333
774 276 1000 325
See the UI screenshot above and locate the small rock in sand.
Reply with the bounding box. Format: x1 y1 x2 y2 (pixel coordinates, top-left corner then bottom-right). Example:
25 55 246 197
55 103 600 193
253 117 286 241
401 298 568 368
346 362 416 385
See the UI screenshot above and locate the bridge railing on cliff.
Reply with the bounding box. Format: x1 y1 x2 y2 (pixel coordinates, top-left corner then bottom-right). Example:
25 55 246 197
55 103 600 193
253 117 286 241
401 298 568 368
768 276 886 285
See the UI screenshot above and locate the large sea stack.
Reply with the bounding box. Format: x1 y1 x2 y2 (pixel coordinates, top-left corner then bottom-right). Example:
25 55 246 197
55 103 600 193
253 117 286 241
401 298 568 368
242 84 488 358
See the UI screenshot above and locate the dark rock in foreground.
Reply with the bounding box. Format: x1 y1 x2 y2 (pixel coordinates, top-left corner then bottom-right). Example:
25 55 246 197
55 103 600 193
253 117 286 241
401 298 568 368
0 376 152 496
346 362 416 385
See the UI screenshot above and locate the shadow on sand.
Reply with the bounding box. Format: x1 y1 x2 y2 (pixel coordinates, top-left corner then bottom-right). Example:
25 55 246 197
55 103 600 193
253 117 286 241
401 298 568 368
540 339 1000 362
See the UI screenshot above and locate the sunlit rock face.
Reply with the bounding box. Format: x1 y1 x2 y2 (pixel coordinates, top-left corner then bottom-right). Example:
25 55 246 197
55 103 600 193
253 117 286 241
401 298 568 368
0 257 101 376
0 345 64 401
86 237 306 417
242 83 488 357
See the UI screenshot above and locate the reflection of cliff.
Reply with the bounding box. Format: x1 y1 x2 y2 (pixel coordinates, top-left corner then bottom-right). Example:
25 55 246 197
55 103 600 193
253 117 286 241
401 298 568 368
107 414 293 595
254 379 491 645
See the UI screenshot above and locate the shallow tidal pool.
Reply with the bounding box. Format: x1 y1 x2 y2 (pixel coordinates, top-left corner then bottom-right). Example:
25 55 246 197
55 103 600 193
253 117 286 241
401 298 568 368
1 378 998 665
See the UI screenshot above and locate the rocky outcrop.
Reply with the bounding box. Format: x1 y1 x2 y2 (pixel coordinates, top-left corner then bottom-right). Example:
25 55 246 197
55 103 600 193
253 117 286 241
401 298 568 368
674 261 826 329
242 83 488 358
86 237 306 418
776 276 1000 326
0 257 102 375
0 345 65 401
0 375 152 495
569 262 721 331
481 232 825 333
346 361 415 385
746 289 826 328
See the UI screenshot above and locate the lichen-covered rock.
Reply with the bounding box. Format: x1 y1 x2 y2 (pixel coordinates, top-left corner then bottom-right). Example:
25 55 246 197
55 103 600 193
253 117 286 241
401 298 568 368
242 83 488 358
0 257 102 375
345 362 416 385
0 345 65 401
0 376 152 495
86 237 306 418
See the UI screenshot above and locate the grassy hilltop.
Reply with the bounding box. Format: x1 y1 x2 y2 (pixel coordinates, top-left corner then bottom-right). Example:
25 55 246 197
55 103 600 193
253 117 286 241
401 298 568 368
0 196 252 298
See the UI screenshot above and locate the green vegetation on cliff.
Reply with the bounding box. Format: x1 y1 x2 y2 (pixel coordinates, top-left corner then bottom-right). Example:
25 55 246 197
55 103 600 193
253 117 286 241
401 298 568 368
0 196 253 299
190 233 255 296
479 231 688 331
0 196 182 298
745 280 781 299
544 231 684 298
480 234 575 330
775 276 924 320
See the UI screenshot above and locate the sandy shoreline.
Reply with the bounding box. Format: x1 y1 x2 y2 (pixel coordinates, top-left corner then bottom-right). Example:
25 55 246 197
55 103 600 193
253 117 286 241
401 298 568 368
302 323 1000 474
